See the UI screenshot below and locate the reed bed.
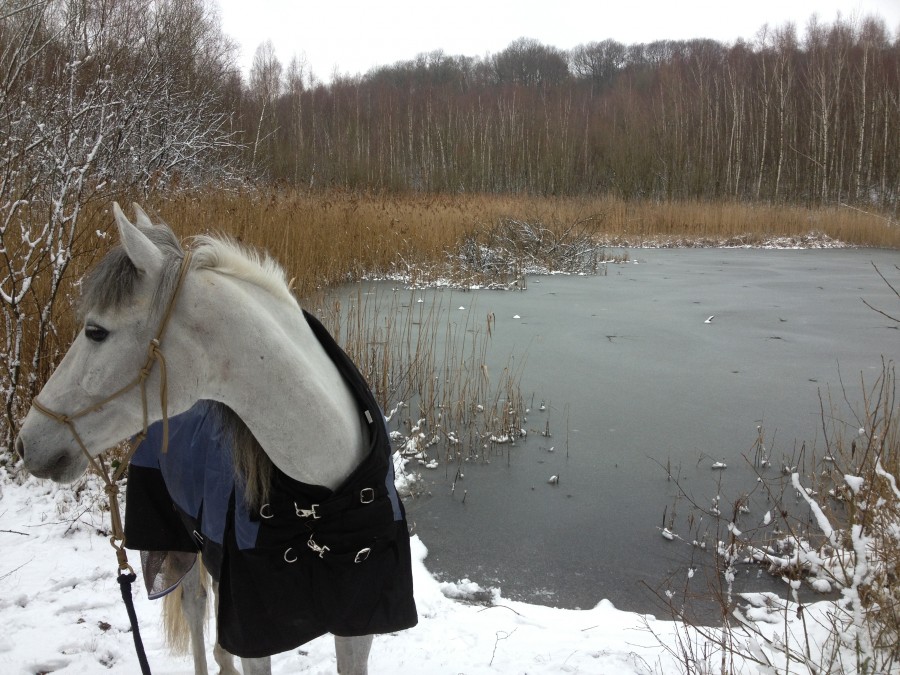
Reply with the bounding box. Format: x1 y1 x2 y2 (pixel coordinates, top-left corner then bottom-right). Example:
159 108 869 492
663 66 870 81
146 191 898 300
315 288 527 474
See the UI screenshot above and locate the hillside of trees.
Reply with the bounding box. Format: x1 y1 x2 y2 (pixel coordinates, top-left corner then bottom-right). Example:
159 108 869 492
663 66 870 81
4 1 898 208
239 16 900 209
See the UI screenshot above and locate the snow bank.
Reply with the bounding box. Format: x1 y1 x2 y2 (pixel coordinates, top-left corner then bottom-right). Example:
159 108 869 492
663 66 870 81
0 466 857 674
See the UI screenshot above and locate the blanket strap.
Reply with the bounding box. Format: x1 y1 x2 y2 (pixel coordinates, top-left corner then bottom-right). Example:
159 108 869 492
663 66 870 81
291 485 386 520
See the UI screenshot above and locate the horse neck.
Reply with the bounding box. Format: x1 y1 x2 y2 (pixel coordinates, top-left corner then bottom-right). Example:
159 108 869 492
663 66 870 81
185 272 366 490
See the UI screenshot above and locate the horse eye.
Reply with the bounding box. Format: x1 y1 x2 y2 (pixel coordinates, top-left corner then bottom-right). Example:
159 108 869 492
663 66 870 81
84 324 109 343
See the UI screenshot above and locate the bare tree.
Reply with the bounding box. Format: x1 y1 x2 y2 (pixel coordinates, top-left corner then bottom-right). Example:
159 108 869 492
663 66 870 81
570 39 626 90
0 0 243 451
246 39 283 171
492 37 569 87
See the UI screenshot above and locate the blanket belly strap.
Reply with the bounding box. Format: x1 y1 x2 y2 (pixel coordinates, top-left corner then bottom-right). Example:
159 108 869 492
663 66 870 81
260 482 396 566
264 484 386 521
298 532 380 564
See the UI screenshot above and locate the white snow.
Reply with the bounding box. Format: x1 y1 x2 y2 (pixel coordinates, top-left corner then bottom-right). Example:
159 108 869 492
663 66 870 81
844 474 865 494
0 466 865 674
809 578 832 593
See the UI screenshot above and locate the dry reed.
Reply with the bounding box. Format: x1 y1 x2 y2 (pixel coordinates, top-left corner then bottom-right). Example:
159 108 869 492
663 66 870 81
316 288 527 471
144 191 898 301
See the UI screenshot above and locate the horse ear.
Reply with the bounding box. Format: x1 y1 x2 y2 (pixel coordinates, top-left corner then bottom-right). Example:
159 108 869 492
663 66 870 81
113 202 164 276
131 203 154 229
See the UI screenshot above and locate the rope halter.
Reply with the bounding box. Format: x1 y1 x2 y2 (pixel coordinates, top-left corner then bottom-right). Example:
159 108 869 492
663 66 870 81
30 251 193 571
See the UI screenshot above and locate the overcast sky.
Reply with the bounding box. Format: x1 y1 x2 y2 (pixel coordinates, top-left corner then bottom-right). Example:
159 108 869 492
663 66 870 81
215 0 900 82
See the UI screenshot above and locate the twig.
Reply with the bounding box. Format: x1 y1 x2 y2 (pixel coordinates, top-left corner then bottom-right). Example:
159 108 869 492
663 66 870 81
862 298 900 324
1 558 33 581
478 603 523 617
860 262 900 323
840 202 896 226
489 628 517 667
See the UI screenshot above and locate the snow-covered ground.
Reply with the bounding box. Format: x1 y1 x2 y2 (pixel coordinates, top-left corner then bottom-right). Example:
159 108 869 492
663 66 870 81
0 464 848 675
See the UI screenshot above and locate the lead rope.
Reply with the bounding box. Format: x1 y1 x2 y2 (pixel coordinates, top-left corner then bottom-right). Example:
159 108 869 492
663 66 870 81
30 251 193 675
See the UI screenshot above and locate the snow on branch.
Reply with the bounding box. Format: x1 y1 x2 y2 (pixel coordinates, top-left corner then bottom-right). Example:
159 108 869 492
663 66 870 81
0 0 245 450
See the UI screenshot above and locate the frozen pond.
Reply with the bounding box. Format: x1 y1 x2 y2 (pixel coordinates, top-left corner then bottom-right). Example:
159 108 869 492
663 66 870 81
331 248 899 617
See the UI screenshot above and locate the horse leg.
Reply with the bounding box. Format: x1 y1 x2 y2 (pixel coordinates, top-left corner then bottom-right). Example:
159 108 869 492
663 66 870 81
211 640 240 675
212 642 269 675
335 635 373 675
239 657 272 675
208 580 242 675
179 562 211 675
209 579 270 675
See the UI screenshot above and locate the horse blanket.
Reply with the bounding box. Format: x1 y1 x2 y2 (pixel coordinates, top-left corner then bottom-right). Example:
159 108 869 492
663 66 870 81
124 311 418 658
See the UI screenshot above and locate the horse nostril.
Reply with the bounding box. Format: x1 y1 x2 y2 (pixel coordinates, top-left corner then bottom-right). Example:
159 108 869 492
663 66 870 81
15 435 25 459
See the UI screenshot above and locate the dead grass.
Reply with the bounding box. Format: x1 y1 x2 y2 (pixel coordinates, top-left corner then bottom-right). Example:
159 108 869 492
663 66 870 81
315 288 527 472
28 187 900 364
140 191 898 300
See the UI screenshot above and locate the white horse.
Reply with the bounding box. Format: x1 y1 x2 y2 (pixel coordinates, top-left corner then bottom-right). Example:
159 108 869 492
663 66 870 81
15 204 416 673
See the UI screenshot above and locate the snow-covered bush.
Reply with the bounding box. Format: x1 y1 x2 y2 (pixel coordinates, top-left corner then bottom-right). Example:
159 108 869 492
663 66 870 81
733 360 899 673
0 0 244 452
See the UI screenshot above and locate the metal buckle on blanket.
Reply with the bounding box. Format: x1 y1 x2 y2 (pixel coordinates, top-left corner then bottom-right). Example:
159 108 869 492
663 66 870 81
354 547 372 564
294 501 321 519
307 535 330 559
359 487 375 504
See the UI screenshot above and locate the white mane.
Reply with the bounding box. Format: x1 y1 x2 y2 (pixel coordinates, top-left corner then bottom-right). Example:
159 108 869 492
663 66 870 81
190 235 298 307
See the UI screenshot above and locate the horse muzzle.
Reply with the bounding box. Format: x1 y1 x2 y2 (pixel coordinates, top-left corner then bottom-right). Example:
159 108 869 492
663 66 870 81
15 431 88 483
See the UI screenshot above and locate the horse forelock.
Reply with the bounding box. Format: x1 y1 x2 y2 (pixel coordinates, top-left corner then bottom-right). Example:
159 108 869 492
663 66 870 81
79 223 184 321
190 235 297 308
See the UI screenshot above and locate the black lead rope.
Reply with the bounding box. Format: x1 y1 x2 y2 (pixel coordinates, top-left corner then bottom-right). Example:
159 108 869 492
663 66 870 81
118 571 152 675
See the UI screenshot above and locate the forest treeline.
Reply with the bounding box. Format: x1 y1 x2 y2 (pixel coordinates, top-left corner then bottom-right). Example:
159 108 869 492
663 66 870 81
240 14 900 208
3 1 899 207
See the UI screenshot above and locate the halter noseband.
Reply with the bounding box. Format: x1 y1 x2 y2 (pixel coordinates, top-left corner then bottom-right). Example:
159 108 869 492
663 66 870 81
30 251 193 571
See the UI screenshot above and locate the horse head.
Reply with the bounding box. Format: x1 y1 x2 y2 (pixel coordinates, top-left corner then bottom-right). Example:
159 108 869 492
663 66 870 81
15 204 199 481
